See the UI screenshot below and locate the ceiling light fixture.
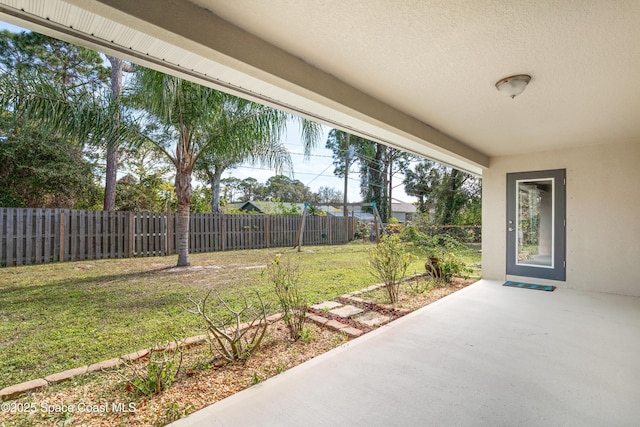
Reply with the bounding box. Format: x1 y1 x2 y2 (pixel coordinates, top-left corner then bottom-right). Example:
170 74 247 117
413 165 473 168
495 74 531 98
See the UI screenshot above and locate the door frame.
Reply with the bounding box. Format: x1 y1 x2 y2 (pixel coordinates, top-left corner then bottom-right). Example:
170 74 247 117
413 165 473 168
506 169 566 281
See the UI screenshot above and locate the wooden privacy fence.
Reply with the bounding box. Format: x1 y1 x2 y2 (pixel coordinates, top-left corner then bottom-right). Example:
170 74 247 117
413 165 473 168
0 208 356 267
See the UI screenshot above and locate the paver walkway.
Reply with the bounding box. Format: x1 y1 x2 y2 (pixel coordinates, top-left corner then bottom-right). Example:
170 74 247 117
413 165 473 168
305 283 400 337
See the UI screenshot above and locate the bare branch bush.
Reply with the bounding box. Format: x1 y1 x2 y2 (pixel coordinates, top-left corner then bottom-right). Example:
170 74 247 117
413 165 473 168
183 290 268 363
263 254 308 341
368 234 414 303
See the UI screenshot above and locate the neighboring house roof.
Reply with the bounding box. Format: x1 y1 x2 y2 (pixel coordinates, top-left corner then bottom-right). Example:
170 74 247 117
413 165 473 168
391 201 417 214
234 201 341 215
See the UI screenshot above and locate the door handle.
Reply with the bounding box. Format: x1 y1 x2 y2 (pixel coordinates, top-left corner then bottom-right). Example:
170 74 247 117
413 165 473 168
508 227 514 232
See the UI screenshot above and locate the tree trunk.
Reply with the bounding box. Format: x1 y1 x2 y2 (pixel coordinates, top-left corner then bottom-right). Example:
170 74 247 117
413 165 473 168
388 158 393 221
104 56 124 211
209 167 225 213
174 127 194 267
175 165 192 266
375 144 388 223
442 169 461 225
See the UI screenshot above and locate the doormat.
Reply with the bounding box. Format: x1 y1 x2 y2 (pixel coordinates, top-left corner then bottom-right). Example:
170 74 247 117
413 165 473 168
503 281 555 291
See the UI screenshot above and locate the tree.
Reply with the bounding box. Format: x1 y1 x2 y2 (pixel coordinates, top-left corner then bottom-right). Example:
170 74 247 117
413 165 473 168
0 30 108 87
403 160 481 225
0 30 137 212
195 125 292 213
403 160 442 214
125 67 233 266
104 55 134 211
193 101 319 213
239 177 260 202
115 142 172 212
315 186 343 204
383 148 415 220
127 67 319 265
0 30 111 209
326 130 389 221
260 175 314 202
220 177 242 203
0 114 101 208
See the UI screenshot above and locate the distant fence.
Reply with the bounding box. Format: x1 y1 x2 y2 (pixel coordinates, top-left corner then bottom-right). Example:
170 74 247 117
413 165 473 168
0 208 356 267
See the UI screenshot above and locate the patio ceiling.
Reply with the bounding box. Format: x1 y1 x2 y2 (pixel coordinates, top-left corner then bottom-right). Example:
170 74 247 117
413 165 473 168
1 1 640 175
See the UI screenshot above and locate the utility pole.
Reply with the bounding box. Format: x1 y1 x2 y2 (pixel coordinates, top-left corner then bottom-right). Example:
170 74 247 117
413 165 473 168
343 133 350 241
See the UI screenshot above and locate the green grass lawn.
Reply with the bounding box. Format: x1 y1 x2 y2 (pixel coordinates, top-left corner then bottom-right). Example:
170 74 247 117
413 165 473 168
0 242 480 388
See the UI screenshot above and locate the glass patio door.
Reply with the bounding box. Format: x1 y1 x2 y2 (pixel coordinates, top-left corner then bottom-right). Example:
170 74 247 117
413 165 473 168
506 169 566 281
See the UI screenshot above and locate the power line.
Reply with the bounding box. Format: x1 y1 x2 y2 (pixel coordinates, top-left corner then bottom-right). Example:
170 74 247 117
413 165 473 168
228 164 362 183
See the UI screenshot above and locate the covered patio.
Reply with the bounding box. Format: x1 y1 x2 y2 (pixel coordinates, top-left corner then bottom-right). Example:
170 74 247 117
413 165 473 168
1 1 639 425
173 280 640 426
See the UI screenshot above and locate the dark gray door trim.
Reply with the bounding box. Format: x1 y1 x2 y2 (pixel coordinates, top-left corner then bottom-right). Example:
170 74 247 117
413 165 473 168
506 169 566 281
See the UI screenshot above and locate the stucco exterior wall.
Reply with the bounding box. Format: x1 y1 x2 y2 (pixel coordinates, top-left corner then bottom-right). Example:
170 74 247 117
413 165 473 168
482 141 640 296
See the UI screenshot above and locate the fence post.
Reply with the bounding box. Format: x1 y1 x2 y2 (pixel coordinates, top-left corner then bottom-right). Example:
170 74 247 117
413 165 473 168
59 211 65 262
220 214 226 251
128 211 135 257
265 215 270 248
166 204 172 256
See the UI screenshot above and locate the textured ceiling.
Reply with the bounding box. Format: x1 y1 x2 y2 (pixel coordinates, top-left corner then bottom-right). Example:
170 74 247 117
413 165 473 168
193 0 640 157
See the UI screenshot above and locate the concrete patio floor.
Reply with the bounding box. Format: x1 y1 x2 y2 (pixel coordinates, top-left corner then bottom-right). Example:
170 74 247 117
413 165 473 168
172 280 640 426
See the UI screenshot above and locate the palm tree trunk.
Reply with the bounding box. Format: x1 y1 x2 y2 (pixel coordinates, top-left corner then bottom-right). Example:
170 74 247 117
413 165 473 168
175 166 192 266
209 167 225 213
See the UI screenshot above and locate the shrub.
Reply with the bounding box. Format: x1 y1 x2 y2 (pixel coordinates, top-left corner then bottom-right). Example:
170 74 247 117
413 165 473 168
368 234 414 303
121 338 183 397
264 254 308 341
184 290 268 363
427 251 472 284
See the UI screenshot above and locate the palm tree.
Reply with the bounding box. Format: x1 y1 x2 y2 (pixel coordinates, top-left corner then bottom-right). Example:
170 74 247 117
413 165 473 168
0 71 136 156
126 67 320 266
194 96 316 212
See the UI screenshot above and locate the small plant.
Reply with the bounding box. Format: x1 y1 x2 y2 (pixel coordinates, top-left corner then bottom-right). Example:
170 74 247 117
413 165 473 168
120 337 183 397
273 362 288 374
184 290 268 363
330 331 349 347
251 372 265 385
407 276 434 295
154 402 195 427
263 254 308 341
368 234 415 303
298 326 315 344
44 407 74 426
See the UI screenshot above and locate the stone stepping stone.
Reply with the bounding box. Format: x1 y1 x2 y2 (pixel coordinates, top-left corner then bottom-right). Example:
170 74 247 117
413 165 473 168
355 311 392 327
310 301 343 310
329 304 364 318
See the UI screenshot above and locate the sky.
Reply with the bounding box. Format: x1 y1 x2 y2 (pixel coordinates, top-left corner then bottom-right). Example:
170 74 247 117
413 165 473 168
0 20 417 203
221 121 416 203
